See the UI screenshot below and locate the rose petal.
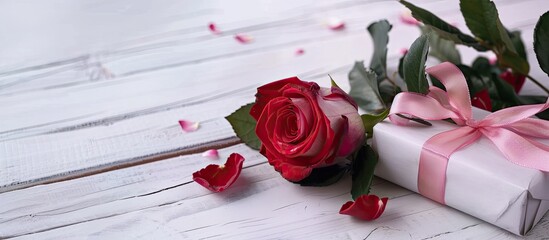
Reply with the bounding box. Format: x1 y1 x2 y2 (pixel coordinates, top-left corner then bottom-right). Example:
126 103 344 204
179 120 199 132
500 70 526 93
295 48 305 56
339 194 388 221
208 22 221 34
471 89 492 111
234 34 253 44
202 149 220 160
400 10 419 25
326 17 345 31
489 56 498 65
193 153 245 192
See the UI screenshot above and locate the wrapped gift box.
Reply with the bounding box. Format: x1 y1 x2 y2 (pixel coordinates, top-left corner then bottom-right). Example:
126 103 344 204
372 107 549 236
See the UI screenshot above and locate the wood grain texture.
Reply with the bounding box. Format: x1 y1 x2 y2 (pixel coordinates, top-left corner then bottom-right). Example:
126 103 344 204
1 0 549 239
1 144 548 239
1 0 548 193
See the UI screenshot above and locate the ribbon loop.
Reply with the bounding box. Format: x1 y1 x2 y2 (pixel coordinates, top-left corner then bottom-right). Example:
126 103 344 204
389 62 549 204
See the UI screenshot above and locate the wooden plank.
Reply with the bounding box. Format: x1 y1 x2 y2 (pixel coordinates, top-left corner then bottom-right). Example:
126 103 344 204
2 0 548 193
1 144 547 239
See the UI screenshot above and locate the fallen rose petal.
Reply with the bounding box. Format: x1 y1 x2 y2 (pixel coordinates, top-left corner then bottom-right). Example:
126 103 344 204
202 149 220 160
326 17 345 31
234 34 253 44
193 153 245 192
400 10 419 25
339 194 388 221
208 22 221 34
179 120 199 132
295 48 305 56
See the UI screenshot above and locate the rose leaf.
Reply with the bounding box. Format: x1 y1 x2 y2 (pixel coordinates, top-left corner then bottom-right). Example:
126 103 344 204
348 61 385 112
421 26 461 65
460 0 529 75
534 11 549 77
403 34 430 94
399 0 485 51
225 103 261 150
351 145 378 200
294 164 349 187
367 20 392 82
360 108 389 139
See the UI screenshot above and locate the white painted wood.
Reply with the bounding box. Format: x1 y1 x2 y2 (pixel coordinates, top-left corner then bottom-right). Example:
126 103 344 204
1 0 549 239
1 0 548 192
0 144 547 239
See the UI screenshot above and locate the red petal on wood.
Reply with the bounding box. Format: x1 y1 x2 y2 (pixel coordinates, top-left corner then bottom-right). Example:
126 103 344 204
339 195 388 221
193 153 245 192
234 34 253 44
208 22 221 34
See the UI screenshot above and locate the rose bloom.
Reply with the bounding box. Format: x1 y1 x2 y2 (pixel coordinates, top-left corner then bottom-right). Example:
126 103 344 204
250 77 365 181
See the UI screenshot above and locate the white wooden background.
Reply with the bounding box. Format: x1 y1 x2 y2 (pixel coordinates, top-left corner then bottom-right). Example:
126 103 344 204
1 0 548 239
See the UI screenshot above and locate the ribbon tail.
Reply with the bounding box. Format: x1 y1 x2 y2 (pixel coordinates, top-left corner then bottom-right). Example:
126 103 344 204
481 128 549 172
418 126 481 204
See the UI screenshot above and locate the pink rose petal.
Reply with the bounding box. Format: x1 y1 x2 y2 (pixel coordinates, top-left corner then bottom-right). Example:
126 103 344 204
234 34 253 44
489 56 498 65
295 48 305 56
400 10 419 25
179 120 199 132
326 17 345 31
202 149 220 160
208 22 221 34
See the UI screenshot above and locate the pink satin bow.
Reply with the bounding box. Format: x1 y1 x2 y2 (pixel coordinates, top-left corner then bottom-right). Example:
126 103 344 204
389 62 549 204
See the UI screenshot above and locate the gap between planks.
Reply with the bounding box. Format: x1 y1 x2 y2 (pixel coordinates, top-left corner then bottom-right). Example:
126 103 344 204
0 136 241 194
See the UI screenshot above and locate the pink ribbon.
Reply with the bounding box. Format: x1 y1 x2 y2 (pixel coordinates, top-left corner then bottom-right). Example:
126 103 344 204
389 62 549 204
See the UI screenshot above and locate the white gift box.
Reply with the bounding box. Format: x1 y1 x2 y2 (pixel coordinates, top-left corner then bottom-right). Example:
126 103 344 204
372 108 549 236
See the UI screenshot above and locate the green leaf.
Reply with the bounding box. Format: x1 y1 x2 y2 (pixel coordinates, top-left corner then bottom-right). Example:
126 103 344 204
460 0 512 49
348 61 385 112
491 73 521 107
379 83 401 106
361 108 389 138
534 11 549 77
422 26 461 65
509 30 527 61
398 54 405 79
351 145 378 200
460 0 529 75
294 164 349 187
329 75 340 88
499 47 530 75
225 103 261 150
368 20 392 82
403 34 430 94
399 0 486 51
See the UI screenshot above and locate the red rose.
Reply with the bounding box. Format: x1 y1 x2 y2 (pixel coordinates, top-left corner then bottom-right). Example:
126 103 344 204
499 70 526 93
471 89 492 111
250 77 365 182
